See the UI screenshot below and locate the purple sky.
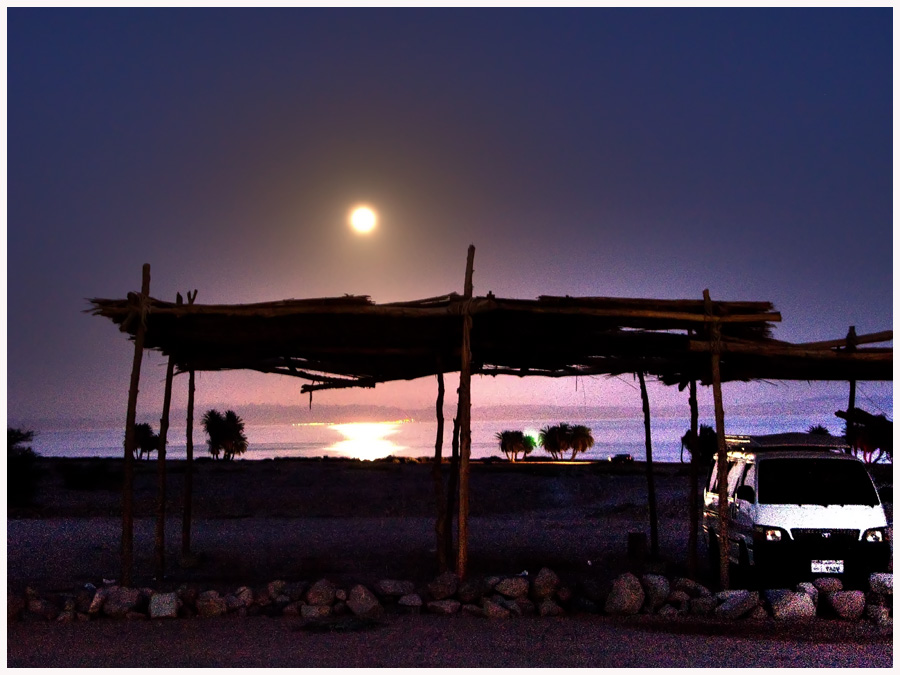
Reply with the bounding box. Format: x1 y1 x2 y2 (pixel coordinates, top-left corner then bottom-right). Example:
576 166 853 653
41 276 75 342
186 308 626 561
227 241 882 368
7 8 893 428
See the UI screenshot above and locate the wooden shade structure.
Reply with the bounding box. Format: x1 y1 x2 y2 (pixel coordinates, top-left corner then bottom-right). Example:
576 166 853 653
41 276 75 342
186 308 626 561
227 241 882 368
89 249 892 586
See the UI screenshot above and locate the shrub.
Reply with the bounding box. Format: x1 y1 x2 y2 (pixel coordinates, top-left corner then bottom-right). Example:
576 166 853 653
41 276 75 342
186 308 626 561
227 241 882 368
8 428 40 507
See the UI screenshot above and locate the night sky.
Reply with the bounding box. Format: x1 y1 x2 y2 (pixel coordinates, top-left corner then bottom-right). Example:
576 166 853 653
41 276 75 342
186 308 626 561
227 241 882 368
6 8 893 428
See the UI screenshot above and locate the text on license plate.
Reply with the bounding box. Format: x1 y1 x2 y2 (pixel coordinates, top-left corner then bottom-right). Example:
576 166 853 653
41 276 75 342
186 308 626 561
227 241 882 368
811 560 844 574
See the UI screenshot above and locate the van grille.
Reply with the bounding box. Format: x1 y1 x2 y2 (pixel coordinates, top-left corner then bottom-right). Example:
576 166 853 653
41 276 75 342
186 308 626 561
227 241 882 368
791 528 859 543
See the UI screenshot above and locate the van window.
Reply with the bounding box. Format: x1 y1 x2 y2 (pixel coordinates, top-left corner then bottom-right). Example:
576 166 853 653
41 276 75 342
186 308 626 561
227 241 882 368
726 462 744 496
710 461 736 492
757 458 879 506
741 463 756 490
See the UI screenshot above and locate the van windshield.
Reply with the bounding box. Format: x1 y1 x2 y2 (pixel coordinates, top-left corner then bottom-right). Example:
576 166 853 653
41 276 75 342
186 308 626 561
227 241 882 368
757 458 879 506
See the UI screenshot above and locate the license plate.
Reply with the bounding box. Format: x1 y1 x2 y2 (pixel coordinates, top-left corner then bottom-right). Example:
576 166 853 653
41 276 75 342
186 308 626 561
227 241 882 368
811 560 844 574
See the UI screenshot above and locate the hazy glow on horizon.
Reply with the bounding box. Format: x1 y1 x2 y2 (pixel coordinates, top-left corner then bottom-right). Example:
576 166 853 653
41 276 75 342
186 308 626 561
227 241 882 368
328 421 404 460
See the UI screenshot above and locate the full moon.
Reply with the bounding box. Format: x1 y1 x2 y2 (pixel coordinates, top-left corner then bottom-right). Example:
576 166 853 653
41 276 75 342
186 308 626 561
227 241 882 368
349 205 377 234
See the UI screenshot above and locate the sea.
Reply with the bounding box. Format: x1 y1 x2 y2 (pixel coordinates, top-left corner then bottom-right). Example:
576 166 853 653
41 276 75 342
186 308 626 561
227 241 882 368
27 412 846 464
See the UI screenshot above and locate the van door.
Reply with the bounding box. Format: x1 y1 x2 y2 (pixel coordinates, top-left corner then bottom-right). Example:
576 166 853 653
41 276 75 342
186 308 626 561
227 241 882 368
731 462 756 563
724 460 746 561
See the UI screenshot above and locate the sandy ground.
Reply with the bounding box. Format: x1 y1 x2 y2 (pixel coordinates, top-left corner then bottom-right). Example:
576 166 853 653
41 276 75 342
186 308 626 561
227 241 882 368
7 457 893 668
9 458 699 592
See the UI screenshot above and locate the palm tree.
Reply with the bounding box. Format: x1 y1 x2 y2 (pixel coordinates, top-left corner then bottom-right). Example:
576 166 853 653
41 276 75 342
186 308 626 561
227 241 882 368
680 424 717 466
133 423 159 460
539 423 572 460
569 425 594 460
807 424 831 436
202 409 249 460
495 430 536 462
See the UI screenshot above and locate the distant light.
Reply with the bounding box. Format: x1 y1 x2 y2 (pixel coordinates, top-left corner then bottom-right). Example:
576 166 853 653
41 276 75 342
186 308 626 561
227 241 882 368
349 205 377 234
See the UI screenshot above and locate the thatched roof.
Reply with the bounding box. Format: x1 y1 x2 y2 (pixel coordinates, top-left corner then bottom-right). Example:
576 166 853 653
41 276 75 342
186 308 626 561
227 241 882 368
87 290 892 392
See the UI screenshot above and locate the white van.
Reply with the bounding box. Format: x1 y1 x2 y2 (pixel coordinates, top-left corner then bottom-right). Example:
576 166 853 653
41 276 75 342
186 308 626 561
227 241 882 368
703 433 890 584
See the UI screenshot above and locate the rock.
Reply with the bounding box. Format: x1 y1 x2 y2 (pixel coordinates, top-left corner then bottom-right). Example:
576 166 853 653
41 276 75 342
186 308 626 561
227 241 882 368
714 590 759 620
27 597 59 621
497 597 523 616
672 577 712 598
641 574 670 612
531 568 561 599
867 605 891 626
427 599 461 615
482 599 511 619
282 601 302 616
666 590 691 612
796 582 818 606
398 594 422 614
334 589 347 602
462 603 486 618
604 573 645 616
267 580 286 599
495 577 529 599
332 601 349 616
375 579 416 597
747 605 769 621
88 587 109 615
347 584 383 618
827 590 866 621
149 592 179 619
125 611 147 620
484 576 501 589
8 594 26 621
556 586 573 604
196 591 227 618
176 584 200 608
75 589 94 614
56 611 76 623
427 573 459 601
538 598 565 616
301 604 332 619
689 596 717 616
515 597 537 616
763 589 791 607
306 579 337 606
870 573 893 595
224 594 244 612
457 579 486 604
771 592 816 621
813 577 843 593
103 587 141 618
235 587 254 607
284 581 308 602
658 604 679 618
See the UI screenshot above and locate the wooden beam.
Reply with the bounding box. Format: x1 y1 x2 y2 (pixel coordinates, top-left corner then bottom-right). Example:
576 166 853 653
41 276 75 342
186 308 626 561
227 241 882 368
687 375 700 579
155 353 175 580
457 245 475 580
638 370 659 559
794 330 892 349
432 372 448 572
705 290 730 590
121 263 150 588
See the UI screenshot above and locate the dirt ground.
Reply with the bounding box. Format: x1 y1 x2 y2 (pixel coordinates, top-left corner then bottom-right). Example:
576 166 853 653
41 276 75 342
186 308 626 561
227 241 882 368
9 457 703 592
7 458 893 668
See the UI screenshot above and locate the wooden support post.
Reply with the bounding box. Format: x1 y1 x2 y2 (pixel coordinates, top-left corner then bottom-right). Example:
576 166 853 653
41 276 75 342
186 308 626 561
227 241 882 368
182 290 197 559
121 263 150 587
846 326 858 454
432 372 448 572
456 244 475 580
637 371 659 559
704 289 729 590
687 377 700 579
155 353 175 579
183 368 195 557
445 412 460 568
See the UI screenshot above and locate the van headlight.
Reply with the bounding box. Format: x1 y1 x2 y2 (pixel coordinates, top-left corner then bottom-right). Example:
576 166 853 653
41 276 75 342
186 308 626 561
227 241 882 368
863 528 886 543
754 525 786 542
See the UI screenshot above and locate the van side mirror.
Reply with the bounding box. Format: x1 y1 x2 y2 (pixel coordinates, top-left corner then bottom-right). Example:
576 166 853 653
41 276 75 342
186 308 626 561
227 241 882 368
736 485 756 502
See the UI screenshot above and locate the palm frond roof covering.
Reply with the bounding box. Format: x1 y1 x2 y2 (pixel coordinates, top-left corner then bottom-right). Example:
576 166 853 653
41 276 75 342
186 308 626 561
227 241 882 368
88 292 891 392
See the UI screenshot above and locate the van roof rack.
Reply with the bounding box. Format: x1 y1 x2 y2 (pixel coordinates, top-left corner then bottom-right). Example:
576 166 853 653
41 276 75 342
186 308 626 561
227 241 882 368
725 432 850 450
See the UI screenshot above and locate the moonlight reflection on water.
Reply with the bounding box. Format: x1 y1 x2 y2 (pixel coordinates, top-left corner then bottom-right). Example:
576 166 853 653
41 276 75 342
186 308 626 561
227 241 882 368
327 422 406 461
